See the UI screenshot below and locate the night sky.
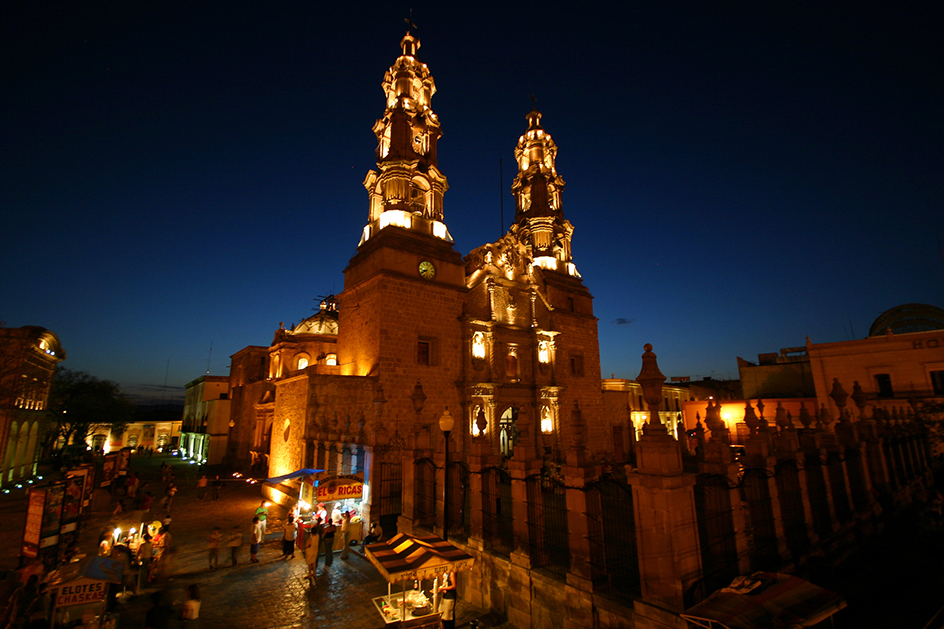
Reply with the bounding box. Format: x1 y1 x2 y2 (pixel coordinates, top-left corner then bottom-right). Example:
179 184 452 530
3 1 942 404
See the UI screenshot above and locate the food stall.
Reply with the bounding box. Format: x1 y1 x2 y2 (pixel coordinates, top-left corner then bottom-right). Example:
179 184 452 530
365 533 474 628
680 572 847 629
45 555 124 628
265 469 365 551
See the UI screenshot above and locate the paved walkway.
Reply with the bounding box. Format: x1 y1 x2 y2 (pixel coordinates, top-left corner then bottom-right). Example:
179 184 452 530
0 455 501 628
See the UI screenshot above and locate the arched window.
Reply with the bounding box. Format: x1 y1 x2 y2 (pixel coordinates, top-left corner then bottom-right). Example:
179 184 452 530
296 354 310 370
325 354 337 366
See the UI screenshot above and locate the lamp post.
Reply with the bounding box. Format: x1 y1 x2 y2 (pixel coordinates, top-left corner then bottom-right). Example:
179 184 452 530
439 408 454 541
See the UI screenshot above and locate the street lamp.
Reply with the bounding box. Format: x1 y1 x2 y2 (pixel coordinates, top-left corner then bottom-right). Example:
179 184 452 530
439 408 454 541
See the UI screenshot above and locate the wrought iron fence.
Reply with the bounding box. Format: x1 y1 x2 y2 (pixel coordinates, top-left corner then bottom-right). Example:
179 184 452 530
414 458 436 527
803 456 833 538
379 460 402 518
741 469 779 571
526 471 570 581
774 461 810 558
482 467 513 557
694 474 740 594
843 449 870 512
447 461 470 539
827 453 852 522
586 476 640 599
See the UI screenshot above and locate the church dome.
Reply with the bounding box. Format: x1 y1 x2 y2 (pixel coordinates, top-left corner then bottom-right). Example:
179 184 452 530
867 303 944 337
290 295 339 336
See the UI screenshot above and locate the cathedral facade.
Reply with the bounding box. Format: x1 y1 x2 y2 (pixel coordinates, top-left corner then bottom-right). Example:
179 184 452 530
212 31 935 629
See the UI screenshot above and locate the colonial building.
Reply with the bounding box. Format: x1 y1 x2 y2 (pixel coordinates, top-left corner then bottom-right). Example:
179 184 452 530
192 32 936 629
0 326 65 484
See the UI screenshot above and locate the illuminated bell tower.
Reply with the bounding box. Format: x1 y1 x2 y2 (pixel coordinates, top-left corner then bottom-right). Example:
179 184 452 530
510 108 578 277
360 31 452 245
339 31 465 438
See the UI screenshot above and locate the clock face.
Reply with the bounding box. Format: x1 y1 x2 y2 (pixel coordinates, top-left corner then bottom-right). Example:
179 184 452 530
418 260 436 280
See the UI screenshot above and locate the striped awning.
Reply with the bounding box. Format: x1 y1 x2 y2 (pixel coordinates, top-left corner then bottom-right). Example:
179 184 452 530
365 533 474 583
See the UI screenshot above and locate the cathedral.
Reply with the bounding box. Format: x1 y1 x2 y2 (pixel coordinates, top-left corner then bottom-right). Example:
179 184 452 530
175 28 935 629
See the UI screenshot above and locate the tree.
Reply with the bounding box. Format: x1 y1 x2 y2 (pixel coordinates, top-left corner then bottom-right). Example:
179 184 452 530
44 367 135 455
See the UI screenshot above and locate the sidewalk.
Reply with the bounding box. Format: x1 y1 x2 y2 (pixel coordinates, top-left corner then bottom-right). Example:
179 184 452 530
4 454 503 628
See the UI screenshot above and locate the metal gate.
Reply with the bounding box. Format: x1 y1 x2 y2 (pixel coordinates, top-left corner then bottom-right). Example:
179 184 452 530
482 467 513 556
827 452 851 522
804 456 833 538
844 449 869 512
379 460 403 518
414 458 436 527
448 461 469 540
775 461 810 558
741 469 779 571
526 470 570 580
586 476 640 598
695 474 740 595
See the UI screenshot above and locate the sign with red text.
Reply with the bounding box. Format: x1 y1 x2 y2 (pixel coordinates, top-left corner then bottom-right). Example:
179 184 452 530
315 474 364 501
52 578 107 607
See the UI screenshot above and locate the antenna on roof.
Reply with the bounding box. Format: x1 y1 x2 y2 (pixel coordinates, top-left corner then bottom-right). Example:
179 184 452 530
499 157 504 238
206 341 213 374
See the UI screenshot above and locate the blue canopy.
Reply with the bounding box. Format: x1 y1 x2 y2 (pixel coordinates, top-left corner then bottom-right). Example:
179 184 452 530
265 468 324 485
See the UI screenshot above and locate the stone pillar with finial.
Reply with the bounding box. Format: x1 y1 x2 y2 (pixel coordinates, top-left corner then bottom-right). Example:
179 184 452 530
742 398 790 565
625 344 702 616
557 401 600 598
466 405 497 554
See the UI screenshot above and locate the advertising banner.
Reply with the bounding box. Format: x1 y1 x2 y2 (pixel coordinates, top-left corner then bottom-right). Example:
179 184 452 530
62 470 86 525
40 483 65 544
52 577 107 607
315 474 364 501
101 454 118 487
21 488 46 559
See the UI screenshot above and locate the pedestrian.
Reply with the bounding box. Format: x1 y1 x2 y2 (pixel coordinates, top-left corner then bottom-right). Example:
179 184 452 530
196 475 208 501
281 514 296 560
180 584 201 627
254 501 269 536
163 483 177 512
210 476 222 501
321 516 336 566
144 591 174 629
112 499 126 518
138 534 154 586
227 526 243 566
363 521 383 546
162 514 172 530
250 516 263 563
127 472 140 500
340 510 351 559
304 519 322 582
3 574 39 629
438 571 457 629
208 527 221 569
139 491 154 512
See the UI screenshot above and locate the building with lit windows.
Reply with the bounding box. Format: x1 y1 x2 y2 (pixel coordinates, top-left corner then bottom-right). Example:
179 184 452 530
189 31 936 629
0 326 65 484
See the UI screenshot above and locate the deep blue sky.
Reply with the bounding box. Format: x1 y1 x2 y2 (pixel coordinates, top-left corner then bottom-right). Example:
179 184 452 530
3 1 942 403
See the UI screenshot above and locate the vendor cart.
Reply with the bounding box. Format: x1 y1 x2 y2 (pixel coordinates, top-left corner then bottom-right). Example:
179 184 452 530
365 533 474 628
45 555 124 628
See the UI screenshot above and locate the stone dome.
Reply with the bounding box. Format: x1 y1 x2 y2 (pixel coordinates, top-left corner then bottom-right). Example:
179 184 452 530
867 303 944 337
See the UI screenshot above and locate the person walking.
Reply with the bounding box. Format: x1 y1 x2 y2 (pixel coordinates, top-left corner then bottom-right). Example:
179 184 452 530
180 584 201 627
207 527 221 569
254 501 269 536
210 476 222 501
321 516 336 566
196 475 208 501
250 516 263 563
339 510 351 559
304 519 322 582
138 534 154 586
281 514 296 560
227 526 243 566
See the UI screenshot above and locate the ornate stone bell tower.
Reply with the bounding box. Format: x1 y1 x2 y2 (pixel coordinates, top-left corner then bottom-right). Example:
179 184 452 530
337 30 465 434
